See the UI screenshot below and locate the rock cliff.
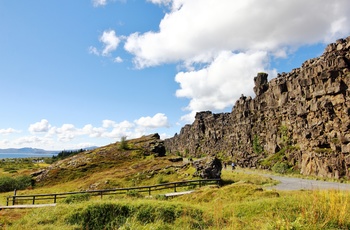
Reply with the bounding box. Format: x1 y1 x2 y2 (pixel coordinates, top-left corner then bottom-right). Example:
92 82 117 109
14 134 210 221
165 36 350 179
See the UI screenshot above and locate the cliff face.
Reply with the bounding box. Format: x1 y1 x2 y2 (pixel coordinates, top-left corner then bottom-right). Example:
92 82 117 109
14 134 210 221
165 36 350 179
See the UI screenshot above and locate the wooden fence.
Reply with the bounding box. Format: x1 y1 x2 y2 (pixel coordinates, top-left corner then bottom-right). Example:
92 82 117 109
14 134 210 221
6 179 221 206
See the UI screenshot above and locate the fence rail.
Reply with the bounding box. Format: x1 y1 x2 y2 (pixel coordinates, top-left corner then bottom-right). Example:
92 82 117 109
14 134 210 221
6 179 221 206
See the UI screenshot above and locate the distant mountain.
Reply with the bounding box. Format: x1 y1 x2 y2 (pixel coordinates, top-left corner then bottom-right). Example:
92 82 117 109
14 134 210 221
0 146 99 154
0 148 58 154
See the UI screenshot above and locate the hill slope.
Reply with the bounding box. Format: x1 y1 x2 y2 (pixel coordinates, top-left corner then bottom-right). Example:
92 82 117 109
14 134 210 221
32 134 192 191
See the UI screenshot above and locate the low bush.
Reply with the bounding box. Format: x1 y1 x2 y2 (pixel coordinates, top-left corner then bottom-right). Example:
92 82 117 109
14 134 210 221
271 162 291 174
0 175 32 192
66 201 204 230
64 193 91 204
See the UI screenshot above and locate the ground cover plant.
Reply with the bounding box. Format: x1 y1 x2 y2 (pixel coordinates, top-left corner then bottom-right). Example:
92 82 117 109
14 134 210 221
2 169 349 229
0 136 349 229
0 158 47 175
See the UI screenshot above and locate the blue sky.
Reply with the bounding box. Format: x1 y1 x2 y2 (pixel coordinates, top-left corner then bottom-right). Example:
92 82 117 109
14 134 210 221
0 0 349 150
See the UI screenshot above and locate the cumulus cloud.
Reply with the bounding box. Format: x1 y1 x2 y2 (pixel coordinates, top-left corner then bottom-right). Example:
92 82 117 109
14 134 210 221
126 0 350 68
100 30 121 56
92 0 107 7
0 128 21 135
134 113 169 129
25 114 169 146
147 0 172 6
114 56 123 63
13 136 50 146
29 119 51 133
0 114 171 149
122 0 350 122
88 46 99 56
175 51 276 115
82 124 105 138
102 120 135 139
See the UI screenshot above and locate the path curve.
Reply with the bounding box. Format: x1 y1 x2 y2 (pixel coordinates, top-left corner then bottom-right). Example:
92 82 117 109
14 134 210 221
264 174 350 191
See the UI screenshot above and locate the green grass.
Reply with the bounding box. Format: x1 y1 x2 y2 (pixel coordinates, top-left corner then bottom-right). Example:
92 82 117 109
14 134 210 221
3 169 350 229
1 136 349 229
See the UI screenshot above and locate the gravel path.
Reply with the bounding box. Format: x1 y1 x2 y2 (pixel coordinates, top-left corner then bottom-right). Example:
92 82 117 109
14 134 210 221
263 174 350 191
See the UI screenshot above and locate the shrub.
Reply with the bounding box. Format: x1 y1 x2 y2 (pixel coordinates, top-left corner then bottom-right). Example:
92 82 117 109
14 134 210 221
126 190 142 198
64 193 91 204
66 202 204 229
272 162 290 174
67 203 132 230
0 175 32 192
15 175 33 189
0 177 15 192
253 134 263 154
119 136 129 150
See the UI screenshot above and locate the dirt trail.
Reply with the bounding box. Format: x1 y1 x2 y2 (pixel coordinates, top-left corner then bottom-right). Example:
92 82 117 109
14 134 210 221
233 168 350 191
264 174 350 191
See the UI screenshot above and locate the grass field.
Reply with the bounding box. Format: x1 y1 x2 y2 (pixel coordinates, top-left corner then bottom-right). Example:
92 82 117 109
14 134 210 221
0 136 349 229
1 169 349 229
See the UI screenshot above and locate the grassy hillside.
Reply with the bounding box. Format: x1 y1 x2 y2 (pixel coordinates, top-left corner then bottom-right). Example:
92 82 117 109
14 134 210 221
0 135 349 229
1 170 349 229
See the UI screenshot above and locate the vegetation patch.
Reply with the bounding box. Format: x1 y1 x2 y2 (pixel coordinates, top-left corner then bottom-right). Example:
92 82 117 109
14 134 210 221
260 145 299 174
0 175 32 192
51 149 86 163
66 201 204 230
64 193 91 204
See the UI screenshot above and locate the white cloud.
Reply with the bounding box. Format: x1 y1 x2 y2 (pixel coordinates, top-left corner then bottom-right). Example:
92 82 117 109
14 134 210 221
0 113 171 149
76 142 97 149
125 0 350 69
100 30 121 56
175 51 276 113
101 120 135 139
102 120 116 128
29 119 51 133
92 0 107 7
89 46 100 56
134 113 169 129
147 0 172 6
0 128 21 135
82 124 105 138
123 0 350 123
13 136 50 146
114 56 123 63
50 124 80 142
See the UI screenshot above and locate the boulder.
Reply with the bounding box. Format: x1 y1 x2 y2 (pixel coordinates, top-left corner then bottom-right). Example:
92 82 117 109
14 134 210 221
193 156 222 179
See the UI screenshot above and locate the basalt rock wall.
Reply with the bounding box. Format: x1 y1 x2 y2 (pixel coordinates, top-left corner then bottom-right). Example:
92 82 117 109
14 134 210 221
165 36 350 179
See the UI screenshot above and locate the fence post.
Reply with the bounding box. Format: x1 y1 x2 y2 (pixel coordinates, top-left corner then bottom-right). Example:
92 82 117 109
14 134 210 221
12 189 17 205
174 183 177 192
100 191 103 199
6 197 9 206
33 196 36 205
54 194 57 203
148 187 151 196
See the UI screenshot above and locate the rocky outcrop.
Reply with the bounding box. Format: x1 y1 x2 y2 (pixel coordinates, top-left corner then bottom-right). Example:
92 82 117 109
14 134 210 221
165 36 350 179
133 133 166 157
192 156 222 179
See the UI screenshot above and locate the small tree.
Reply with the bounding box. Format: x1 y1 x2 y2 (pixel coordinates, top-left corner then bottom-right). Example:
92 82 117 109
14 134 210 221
279 125 291 148
253 134 263 154
119 136 129 150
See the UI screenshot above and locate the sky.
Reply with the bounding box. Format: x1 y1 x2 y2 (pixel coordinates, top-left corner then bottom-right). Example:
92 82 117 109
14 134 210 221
0 0 350 150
